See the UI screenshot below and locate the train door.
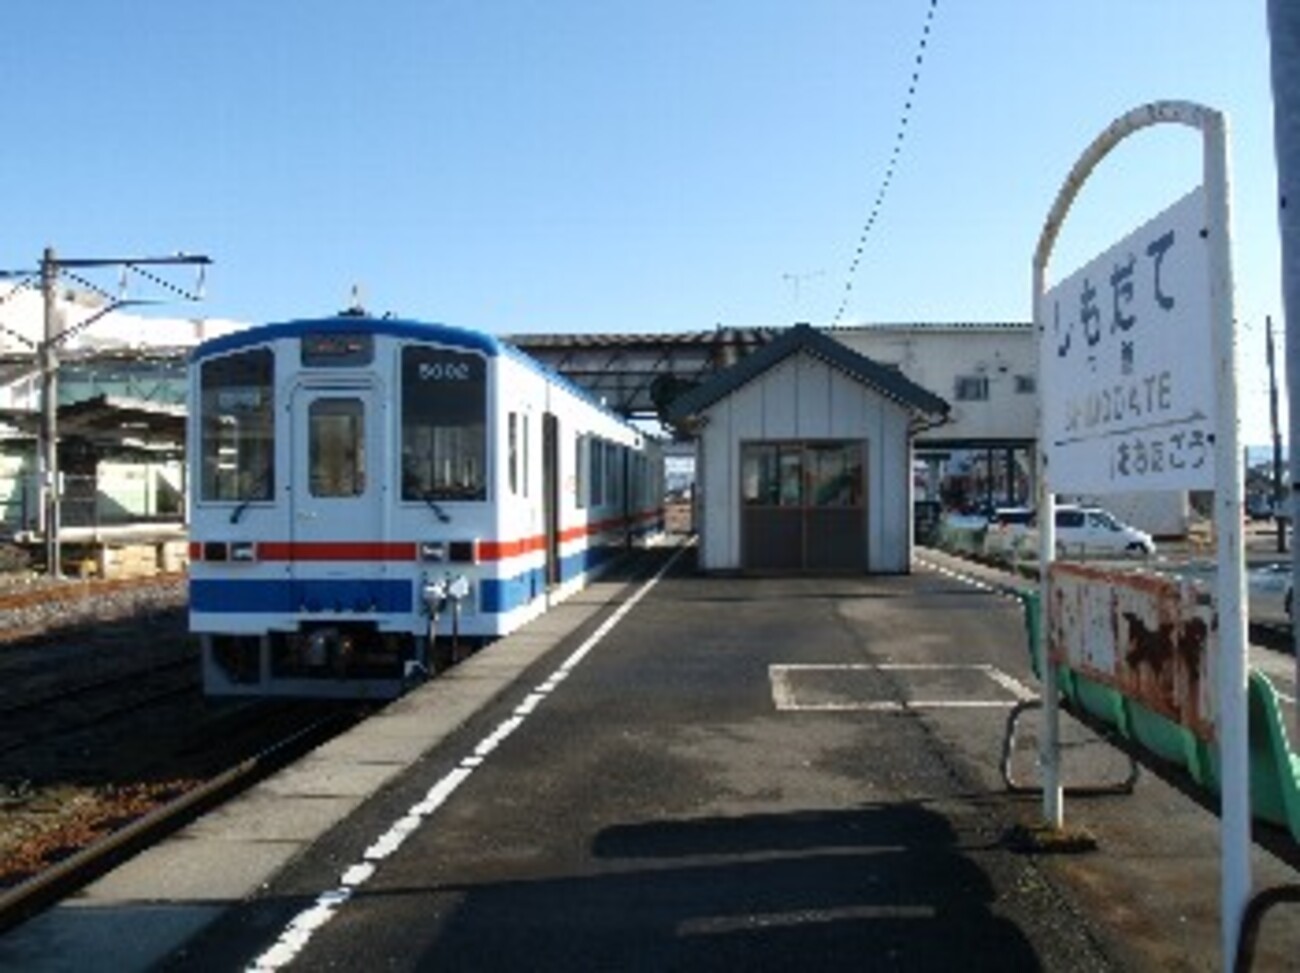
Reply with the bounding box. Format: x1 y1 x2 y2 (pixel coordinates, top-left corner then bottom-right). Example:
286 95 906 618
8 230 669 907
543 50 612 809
542 412 560 588
290 383 384 570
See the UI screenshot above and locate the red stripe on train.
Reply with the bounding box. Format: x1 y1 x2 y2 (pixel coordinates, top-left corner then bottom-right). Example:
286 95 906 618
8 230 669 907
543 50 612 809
190 507 662 563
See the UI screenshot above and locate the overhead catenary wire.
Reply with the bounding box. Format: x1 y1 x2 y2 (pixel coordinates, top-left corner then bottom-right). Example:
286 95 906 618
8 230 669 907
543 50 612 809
830 0 940 327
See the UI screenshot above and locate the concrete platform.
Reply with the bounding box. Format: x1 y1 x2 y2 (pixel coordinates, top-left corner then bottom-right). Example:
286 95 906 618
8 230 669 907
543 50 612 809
3 541 1300 970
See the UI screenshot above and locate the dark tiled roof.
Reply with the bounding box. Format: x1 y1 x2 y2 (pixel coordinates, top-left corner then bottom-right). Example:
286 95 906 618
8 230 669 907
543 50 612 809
665 323 950 422
827 320 1031 333
507 327 777 350
507 322 1029 347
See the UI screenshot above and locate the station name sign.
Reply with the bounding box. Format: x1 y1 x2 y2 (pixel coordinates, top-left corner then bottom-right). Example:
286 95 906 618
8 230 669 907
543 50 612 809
1041 188 1214 492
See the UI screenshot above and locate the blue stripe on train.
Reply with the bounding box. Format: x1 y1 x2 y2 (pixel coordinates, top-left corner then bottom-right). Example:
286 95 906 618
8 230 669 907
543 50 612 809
190 540 630 618
479 542 623 613
189 578 414 614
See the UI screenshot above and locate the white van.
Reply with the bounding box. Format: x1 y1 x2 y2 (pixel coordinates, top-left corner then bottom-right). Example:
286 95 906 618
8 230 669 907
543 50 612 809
982 504 1155 559
1054 505 1155 556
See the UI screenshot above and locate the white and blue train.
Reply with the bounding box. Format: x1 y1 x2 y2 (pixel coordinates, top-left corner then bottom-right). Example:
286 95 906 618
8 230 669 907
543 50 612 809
187 313 663 698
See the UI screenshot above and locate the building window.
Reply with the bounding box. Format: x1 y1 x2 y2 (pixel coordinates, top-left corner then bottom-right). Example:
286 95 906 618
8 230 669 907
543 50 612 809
1014 375 1036 394
954 375 989 401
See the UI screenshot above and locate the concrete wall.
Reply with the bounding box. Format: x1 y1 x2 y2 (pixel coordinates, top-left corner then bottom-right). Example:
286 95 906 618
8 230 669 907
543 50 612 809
831 324 1036 444
697 350 913 573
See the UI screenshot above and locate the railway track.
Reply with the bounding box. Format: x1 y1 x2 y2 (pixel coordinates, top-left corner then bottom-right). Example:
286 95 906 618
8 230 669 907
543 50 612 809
0 570 374 934
0 656 199 759
0 706 360 935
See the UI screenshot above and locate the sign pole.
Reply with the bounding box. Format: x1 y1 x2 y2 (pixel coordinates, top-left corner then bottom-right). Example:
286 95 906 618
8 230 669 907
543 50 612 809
1267 0 1300 736
1031 270 1063 829
1203 109 1251 969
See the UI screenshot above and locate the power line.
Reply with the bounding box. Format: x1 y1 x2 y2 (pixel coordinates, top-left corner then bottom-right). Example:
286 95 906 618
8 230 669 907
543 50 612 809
831 0 940 327
0 248 211 577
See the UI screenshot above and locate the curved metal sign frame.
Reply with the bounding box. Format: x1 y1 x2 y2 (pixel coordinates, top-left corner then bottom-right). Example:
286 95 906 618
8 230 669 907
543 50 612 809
1031 99 1247 967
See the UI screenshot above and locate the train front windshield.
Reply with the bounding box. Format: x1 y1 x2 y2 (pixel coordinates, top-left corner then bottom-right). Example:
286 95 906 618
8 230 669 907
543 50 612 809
400 346 488 502
199 348 275 502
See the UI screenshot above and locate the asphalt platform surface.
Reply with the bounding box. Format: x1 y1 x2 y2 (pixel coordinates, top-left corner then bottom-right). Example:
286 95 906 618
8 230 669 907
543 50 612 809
6 539 1300 970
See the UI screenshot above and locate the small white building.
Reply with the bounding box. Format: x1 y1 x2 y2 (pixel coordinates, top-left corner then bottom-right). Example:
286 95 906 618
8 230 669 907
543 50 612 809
667 324 949 574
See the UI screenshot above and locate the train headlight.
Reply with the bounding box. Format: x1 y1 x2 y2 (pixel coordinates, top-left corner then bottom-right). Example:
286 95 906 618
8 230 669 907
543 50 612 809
447 574 471 601
420 541 447 562
230 541 258 562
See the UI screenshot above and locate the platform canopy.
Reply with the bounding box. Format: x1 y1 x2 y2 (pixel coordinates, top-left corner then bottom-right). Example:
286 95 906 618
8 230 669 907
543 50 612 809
0 393 186 458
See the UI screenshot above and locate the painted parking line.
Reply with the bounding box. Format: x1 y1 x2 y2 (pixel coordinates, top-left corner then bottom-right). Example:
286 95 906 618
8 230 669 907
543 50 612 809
248 546 686 972
770 663 1037 712
913 554 1026 600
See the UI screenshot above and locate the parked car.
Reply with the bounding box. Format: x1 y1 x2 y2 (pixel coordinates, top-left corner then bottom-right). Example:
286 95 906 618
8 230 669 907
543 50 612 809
982 504 1156 558
989 507 1035 529
1247 495 1277 521
1054 505 1156 556
1247 562 1293 627
983 506 1037 559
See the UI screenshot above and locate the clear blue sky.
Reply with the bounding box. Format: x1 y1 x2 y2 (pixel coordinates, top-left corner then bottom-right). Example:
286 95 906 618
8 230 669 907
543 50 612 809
0 2 1286 437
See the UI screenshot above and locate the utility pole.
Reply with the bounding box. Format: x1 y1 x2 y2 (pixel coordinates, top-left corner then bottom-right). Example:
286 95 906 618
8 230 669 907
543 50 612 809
39 248 59 577
3 249 211 577
1267 315 1287 552
1268 0 1300 718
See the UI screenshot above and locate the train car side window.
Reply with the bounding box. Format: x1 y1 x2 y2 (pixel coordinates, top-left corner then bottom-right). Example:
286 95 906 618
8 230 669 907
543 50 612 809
574 435 586 509
521 413 530 499
506 411 529 498
608 443 622 508
309 398 366 497
590 437 605 506
508 412 519 495
199 348 274 502
401 347 487 501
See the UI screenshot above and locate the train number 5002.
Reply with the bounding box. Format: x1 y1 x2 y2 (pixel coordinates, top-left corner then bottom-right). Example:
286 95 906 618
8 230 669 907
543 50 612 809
419 361 472 382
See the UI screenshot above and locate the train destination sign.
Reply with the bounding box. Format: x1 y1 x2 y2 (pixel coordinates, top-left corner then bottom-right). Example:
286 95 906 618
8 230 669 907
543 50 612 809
1041 187 1213 493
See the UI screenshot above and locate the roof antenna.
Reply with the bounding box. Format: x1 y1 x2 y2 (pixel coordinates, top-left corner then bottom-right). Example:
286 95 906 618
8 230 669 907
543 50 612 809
341 283 367 317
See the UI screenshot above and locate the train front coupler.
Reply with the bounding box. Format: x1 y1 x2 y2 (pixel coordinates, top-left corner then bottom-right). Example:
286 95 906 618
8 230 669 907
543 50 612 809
420 572 472 673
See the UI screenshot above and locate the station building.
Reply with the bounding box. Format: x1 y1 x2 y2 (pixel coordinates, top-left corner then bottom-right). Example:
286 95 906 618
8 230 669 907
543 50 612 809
665 324 949 573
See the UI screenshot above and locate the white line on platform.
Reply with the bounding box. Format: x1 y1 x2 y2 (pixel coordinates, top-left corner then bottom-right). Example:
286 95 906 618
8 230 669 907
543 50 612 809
770 662 1037 711
247 547 686 972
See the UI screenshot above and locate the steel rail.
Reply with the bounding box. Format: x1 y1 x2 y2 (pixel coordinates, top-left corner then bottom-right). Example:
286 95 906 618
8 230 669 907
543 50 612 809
0 710 355 935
